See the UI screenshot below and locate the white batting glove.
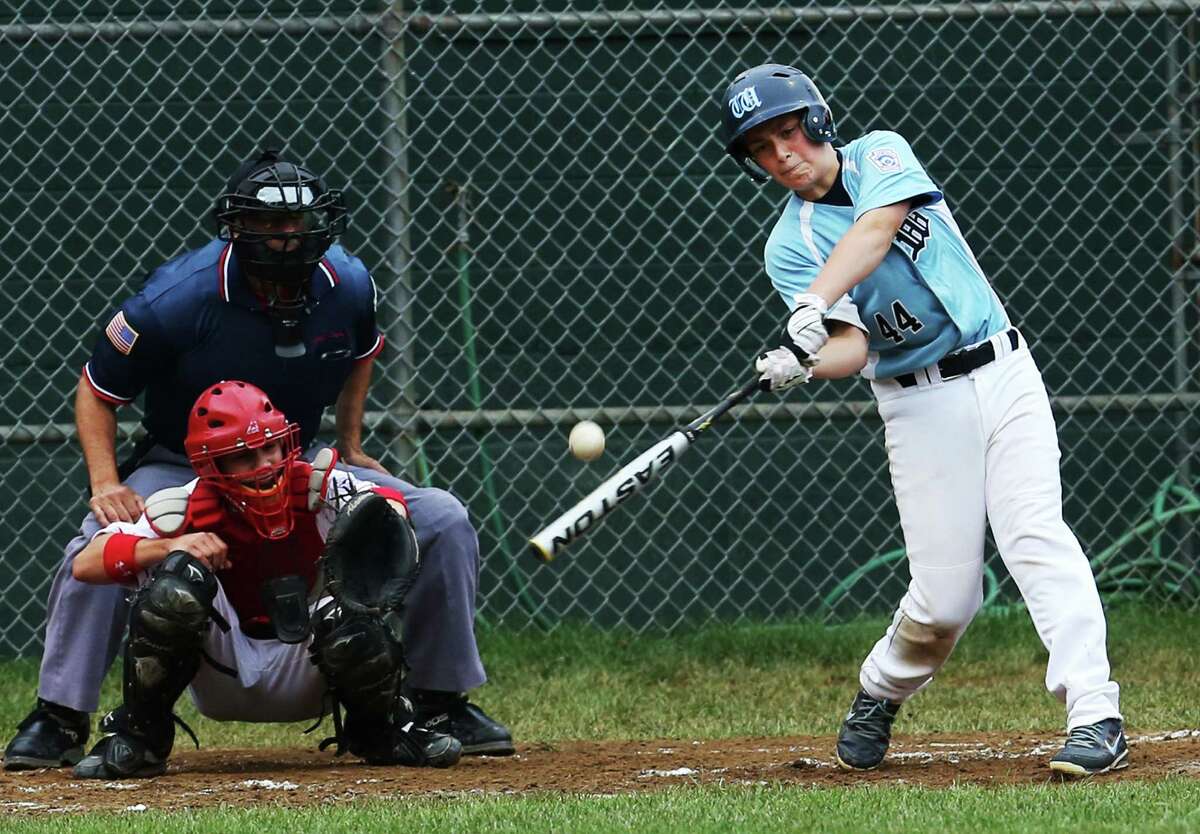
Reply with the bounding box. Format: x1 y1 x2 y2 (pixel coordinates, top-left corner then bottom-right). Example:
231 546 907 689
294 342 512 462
781 292 830 362
755 347 817 392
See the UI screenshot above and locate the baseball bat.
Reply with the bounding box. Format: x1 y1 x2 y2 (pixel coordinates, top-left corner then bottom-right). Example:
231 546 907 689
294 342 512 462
529 376 760 562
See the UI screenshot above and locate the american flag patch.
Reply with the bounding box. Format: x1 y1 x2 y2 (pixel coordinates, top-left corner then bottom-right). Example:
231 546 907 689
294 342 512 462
105 311 139 355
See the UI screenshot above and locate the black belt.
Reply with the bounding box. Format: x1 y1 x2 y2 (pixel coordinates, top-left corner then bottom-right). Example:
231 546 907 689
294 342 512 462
895 328 1019 388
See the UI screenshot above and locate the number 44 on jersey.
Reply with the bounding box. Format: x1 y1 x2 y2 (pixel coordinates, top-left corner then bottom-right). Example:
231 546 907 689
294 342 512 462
874 300 924 344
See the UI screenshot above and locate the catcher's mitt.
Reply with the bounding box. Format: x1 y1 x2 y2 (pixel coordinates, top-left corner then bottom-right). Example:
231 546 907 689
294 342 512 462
321 491 420 617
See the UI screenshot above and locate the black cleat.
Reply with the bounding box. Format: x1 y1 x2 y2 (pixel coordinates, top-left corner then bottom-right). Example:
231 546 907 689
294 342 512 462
835 689 901 771
337 708 462 768
412 691 515 756
3 699 90 771
73 707 182 780
390 722 462 768
73 732 169 780
1049 718 1129 777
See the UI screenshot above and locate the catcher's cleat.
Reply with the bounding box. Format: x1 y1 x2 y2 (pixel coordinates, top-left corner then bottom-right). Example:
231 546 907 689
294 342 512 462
835 689 901 771
1049 718 1129 777
332 709 462 768
411 691 515 756
3 699 89 770
73 707 194 780
73 732 169 780
390 723 463 769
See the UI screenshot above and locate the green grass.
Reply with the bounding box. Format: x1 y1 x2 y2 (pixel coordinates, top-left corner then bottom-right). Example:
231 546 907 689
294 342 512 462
5 781 1200 834
1 603 1196 831
0 602 1193 748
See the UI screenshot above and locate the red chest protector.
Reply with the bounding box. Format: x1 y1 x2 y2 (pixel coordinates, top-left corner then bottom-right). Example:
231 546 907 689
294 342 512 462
211 516 325 632
150 460 326 634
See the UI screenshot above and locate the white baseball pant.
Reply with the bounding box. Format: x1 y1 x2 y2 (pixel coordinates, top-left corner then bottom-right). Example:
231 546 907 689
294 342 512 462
859 332 1121 729
187 586 327 723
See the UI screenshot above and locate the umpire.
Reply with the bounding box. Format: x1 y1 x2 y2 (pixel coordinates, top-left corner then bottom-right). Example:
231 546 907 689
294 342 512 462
4 147 512 769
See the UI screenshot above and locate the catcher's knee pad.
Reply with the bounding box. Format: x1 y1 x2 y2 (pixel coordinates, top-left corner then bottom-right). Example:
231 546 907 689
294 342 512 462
309 599 404 720
125 552 217 721
131 551 218 653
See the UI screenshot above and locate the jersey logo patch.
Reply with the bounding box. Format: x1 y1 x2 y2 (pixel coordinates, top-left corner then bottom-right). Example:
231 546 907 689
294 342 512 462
729 86 763 119
104 311 139 355
895 211 932 261
867 148 904 174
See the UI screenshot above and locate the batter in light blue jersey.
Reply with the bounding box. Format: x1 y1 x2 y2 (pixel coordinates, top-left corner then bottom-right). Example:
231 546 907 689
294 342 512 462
720 64 1125 777
764 130 1011 379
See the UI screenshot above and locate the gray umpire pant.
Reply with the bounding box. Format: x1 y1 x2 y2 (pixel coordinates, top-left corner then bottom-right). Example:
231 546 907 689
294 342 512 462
37 444 487 713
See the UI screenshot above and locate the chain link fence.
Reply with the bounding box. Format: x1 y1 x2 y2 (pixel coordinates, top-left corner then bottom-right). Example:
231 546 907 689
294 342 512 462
1 2 1198 653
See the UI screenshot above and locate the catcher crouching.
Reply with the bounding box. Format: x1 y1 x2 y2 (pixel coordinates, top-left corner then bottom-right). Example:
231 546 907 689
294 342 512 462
69 381 461 778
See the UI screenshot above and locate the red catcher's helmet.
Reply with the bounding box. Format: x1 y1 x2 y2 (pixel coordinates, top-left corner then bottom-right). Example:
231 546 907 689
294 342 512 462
184 381 301 539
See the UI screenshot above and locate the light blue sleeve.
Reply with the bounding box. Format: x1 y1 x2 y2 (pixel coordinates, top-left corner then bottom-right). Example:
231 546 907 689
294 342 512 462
764 228 819 310
764 226 866 331
850 131 943 221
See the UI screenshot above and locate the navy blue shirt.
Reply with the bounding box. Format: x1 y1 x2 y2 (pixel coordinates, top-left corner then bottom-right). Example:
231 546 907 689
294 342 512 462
84 239 384 453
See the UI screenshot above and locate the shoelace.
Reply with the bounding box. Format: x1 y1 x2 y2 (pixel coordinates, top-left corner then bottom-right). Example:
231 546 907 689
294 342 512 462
844 699 896 741
1064 723 1108 749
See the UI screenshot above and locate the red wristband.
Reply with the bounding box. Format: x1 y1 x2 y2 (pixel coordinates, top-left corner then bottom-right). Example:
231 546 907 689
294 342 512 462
371 486 408 511
102 534 142 584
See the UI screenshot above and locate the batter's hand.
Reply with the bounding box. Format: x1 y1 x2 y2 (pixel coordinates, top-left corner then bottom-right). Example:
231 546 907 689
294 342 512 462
89 483 146 526
781 292 831 362
756 347 817 392
168 532 231 572
337 446 391 476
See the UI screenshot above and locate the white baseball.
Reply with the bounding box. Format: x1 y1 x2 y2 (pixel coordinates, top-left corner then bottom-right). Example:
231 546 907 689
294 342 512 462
568 420 605 462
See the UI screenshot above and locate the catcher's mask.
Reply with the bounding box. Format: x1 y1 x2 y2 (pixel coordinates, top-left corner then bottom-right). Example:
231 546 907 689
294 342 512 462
184 381 301 540
213 147 347 314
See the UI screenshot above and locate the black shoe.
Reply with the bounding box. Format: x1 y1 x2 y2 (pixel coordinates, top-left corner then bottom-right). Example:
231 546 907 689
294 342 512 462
1049 718 1129 777
73 707 180 780
336 708 462 768
73 732 169 779
411 691 515 756
3 699 90 771
835 689 901 771
389 723 463 768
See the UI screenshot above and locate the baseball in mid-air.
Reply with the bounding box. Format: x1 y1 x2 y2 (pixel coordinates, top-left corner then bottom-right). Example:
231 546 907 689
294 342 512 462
568 420 605 462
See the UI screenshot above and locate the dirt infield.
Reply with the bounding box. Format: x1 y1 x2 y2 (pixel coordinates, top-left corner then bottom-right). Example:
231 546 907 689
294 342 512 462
2 729 1198 815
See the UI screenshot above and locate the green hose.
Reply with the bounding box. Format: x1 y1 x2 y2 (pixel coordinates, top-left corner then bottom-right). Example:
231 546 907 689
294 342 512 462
820 547 1003 612
1090 473 1200 600
413 439 432 488
451 192 552 631
407 430 494 628
820 472 1200 614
